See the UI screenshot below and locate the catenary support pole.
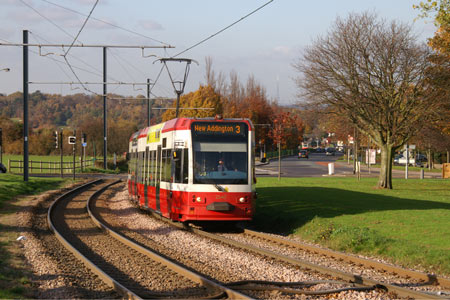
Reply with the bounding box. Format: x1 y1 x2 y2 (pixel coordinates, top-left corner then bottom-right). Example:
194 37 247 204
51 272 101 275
103 47 107 169
73 130 76 180
60 130 63 178
23 30 29 182
176 92 181 118
147 78 151 127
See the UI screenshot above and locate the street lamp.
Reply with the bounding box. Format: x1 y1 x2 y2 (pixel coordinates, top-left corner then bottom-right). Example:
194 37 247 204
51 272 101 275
1 68 10 72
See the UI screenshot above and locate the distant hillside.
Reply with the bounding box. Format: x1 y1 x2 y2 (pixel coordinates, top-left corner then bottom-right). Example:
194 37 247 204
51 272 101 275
0 91 173 129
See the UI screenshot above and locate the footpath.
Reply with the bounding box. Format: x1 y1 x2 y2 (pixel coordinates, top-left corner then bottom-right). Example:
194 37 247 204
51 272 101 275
331 161 443 179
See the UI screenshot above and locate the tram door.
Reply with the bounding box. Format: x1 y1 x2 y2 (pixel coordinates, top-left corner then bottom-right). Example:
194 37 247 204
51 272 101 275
144 147 149 208
155 145 161 212
134 149 138 197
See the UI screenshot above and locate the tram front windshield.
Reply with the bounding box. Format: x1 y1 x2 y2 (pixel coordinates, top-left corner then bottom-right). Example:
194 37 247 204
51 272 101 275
192 122 248 185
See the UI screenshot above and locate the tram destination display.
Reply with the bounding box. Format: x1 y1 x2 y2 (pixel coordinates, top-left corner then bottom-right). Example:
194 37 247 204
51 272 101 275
191 122 248 138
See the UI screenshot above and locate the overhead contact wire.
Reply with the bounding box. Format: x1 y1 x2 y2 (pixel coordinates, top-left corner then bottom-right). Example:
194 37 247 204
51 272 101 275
64 0 99 57
19 0 81 43
173 0 275 58
39 0 172 47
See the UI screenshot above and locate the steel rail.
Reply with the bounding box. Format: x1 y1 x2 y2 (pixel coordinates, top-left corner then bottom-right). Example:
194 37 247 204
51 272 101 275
47 179 142 300
183 227 446 300
126 200 448 299
243 228 450 290
87 184 251 300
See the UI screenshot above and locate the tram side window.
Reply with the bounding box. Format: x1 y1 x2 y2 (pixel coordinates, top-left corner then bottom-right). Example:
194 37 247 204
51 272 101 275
166 149 172 182
136 152 140 183
161 150 167 182
161 149 173 182
173 148 189 184
137 152 143 183
141 151 146 184
128 152 133 173
144 149 149 185
140 151 145 184
152 150 157 186
148 150 154 186
183 148 188 183
129 151 136 174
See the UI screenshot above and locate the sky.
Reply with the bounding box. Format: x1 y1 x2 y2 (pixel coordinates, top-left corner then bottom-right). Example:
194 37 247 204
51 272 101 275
0 0 437 106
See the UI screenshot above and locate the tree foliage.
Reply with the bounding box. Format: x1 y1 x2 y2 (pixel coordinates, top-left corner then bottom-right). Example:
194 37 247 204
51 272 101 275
415 0 450 154
161 85 223 121
294 12 434 189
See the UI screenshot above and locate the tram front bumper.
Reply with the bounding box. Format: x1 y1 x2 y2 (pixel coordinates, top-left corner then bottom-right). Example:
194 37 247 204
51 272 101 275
206 202 235 212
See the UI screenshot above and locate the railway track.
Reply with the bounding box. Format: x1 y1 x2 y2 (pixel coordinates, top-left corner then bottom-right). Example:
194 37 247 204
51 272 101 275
48 179 249 299
205 228 450 299
142 210 449 299
94 183 393 299
49 181 448 299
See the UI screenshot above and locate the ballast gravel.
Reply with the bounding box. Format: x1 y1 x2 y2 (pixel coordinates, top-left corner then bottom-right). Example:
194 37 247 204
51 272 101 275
16 182 119 299
101 184 396 299
16 181 446 299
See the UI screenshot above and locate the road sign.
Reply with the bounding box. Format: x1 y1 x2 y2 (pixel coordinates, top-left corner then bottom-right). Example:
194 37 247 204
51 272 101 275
82 142 87 147
68 136 76 144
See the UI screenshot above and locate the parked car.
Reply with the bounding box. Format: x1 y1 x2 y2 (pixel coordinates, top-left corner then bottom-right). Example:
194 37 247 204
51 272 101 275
298 150 309 159
394 154 421 167
325 148 335 156
416 154 427 163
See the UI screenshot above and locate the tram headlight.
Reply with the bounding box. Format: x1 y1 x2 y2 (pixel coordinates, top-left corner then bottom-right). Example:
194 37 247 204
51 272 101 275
238 196 248 203
196 197 202 203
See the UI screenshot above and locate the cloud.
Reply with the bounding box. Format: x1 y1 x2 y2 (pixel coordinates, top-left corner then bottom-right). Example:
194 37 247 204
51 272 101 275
273 45 293 56
138 20 164 31
6 3 82 28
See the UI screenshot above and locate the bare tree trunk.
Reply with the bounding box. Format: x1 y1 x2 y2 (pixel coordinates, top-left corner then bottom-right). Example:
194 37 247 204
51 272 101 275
427 149 432 170
378 144 394 189
278 142 281 181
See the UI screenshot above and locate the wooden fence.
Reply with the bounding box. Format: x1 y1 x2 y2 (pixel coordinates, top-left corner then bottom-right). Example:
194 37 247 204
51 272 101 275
8 158 102 174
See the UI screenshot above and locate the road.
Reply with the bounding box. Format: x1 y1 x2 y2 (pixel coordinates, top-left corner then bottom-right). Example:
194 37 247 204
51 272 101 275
256 153 442 179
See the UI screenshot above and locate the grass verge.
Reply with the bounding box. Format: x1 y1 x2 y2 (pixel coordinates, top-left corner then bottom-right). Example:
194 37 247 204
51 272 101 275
253 177 450 275
0 173 68 298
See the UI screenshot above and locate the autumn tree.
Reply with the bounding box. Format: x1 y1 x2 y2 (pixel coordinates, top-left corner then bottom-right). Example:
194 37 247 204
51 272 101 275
415 0 450 162
269 110 298 180
162 85 223 121
294 12 433 189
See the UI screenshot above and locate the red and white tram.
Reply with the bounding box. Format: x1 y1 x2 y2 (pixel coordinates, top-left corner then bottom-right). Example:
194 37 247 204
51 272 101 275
127 117 256 222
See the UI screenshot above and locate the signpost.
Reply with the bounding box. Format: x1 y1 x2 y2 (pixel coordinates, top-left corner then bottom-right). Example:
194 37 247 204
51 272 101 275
59 130 63 178
81 133 86 171
403 144 415 180
70 131 76 180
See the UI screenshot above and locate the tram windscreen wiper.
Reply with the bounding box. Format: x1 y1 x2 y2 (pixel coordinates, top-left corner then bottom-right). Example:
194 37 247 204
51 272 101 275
214 184 225 192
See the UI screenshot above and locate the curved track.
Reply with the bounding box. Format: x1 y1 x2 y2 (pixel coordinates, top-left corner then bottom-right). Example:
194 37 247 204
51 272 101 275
48 179 249 299
143 210 448 299
197 227 449 299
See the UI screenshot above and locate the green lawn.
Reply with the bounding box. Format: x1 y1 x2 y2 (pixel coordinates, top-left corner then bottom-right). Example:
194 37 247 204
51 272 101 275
0 173 68 298
254 177 450 275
